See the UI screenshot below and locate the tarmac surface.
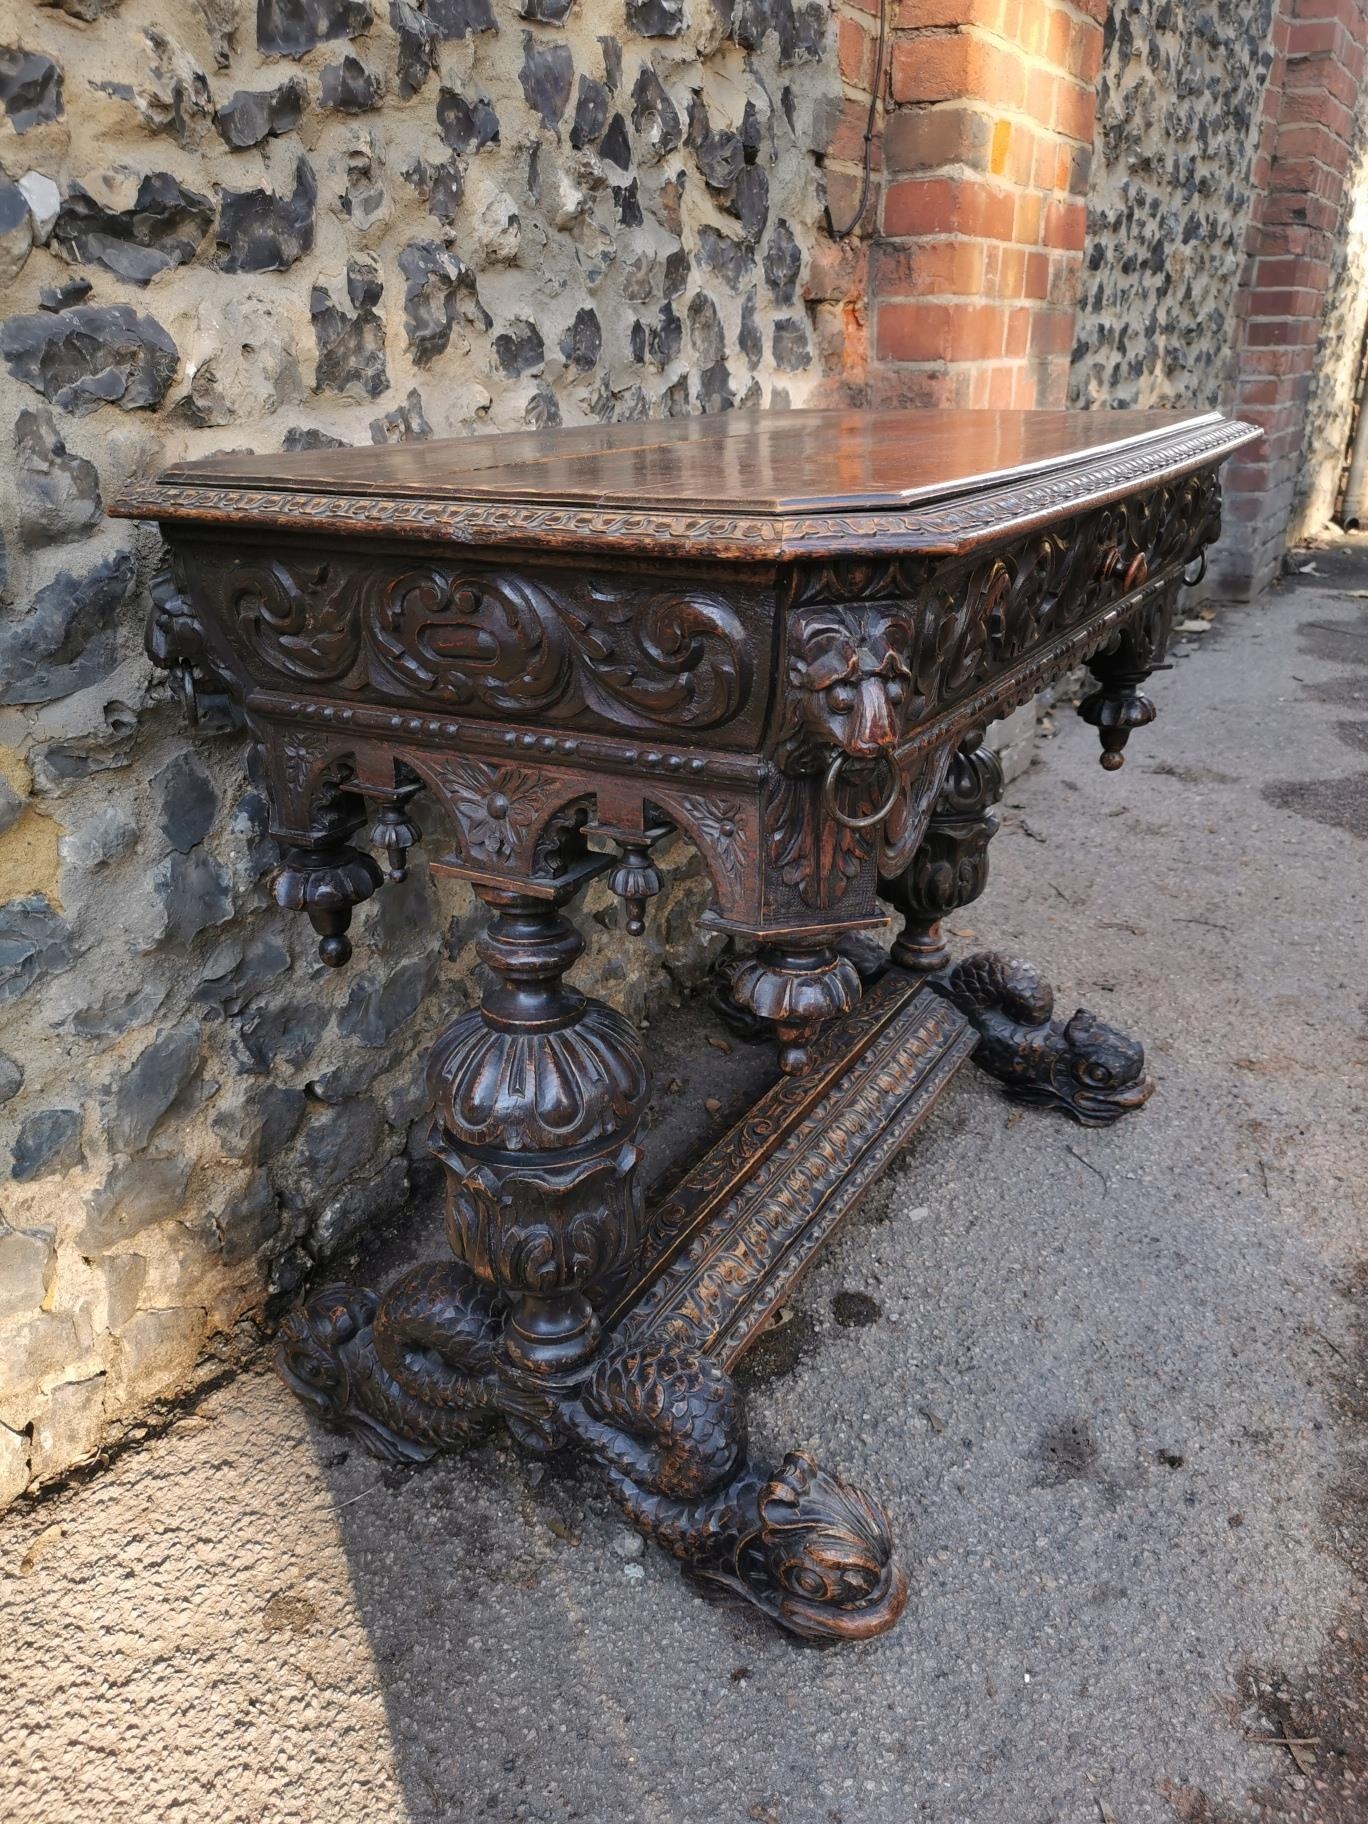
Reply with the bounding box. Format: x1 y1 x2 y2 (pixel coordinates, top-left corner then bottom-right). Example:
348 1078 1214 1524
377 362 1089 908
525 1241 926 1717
2 555 1366 1824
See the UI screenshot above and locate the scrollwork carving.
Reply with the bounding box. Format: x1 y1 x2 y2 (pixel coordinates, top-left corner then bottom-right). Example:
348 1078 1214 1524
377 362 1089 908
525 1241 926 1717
368 566 753 733
233 557 363 682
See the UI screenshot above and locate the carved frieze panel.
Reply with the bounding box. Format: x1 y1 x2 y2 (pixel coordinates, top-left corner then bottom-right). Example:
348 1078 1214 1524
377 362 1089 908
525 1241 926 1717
777 470 1220 752
170 464 1225 938
173 544 766 747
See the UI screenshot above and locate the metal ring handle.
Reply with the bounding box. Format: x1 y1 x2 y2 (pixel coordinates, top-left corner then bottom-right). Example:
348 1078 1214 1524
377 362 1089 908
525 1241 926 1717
821 751 902 831
1184 550 1207 587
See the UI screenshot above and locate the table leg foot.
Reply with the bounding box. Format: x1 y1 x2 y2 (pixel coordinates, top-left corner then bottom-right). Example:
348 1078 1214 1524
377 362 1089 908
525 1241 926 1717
568 1343 908 1643
278 1277 909 1641
933 951 1153 1126
726 941 861 1077
276 1262 514 1466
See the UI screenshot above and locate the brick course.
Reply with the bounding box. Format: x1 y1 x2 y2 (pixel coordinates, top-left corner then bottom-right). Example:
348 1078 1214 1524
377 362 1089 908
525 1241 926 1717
865 0 1104 408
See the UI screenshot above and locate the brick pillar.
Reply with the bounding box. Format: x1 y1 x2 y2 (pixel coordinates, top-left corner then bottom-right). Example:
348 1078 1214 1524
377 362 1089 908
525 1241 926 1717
867 0 1105 409
1217 0 1368 598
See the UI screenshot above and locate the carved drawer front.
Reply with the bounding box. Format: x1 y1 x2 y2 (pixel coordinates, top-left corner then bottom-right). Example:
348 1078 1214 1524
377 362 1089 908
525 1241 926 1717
173 542 772 750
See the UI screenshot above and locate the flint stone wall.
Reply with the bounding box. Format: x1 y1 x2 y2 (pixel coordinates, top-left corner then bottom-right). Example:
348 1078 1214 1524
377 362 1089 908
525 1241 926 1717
0 0 843 1509
1068 1 1279 415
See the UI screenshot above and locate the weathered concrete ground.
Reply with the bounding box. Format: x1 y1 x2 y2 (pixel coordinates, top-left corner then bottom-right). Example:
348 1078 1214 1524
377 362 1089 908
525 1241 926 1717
2 559 1366 1824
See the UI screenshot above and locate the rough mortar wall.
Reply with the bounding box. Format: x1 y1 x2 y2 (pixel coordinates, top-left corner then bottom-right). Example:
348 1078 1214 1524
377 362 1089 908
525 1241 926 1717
0 0 841 1509
1069 1 1278 414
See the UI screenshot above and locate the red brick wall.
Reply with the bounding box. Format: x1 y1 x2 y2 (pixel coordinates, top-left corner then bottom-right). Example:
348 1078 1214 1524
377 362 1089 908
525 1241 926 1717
872 0 1103 408
809 0 1368 598
1204 0 1368 596
809 0 1106 410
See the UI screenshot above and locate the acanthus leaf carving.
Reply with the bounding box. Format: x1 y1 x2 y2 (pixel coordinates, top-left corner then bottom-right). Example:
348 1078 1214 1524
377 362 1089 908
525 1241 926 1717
420 756 566 868
767 772 870 910
677 794 747 890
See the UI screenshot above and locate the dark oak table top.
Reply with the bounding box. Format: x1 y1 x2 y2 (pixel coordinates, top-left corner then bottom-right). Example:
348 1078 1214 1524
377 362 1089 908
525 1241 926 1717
114 407 1260 563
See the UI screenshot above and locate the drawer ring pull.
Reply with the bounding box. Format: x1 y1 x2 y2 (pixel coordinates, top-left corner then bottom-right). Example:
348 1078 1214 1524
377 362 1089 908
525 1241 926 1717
822 752 901 831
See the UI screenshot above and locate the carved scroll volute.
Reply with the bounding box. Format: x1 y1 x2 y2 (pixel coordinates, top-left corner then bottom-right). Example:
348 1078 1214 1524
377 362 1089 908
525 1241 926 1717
875 740 961 880
172 545 367 691
882 731 1004 975
233 555 363 682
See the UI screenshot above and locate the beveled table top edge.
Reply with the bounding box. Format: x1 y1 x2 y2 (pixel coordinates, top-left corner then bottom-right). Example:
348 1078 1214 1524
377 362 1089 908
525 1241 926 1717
110 410 1262 563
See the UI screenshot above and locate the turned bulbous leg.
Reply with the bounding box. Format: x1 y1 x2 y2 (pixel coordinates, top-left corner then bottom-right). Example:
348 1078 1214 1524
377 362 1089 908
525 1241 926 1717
881 730 1003 975
429 885 649 1379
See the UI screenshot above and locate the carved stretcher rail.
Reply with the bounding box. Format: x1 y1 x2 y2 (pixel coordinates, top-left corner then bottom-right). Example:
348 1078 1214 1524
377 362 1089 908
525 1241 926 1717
610 977 974 1364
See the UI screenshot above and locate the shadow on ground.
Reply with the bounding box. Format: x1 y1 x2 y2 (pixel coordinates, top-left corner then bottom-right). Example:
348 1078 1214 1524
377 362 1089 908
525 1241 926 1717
1 560 1366 1824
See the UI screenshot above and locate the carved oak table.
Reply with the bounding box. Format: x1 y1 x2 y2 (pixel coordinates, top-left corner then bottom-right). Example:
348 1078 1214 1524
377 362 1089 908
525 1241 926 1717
114 405 1256 1644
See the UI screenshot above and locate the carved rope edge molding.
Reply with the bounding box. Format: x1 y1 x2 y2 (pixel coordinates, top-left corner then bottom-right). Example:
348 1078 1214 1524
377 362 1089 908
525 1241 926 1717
111 422 1256 560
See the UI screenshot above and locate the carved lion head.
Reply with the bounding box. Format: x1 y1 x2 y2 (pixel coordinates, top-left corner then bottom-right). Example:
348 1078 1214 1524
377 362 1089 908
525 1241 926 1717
787 608 916 763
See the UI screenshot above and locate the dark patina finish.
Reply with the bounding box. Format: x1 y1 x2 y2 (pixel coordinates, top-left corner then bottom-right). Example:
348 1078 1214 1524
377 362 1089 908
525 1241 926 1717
113 404 1258 1642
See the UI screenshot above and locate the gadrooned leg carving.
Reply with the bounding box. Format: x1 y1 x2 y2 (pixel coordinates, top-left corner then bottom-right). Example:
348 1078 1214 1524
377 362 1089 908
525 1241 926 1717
711 932 886 1044
275 879 908 1641
566 1344 909 1643
268 766 384 969
881 729 1003 975
272 839 382 968
936 952 1153 1126
709 939 770 1043
726 940 861 1077
428 883 649 1379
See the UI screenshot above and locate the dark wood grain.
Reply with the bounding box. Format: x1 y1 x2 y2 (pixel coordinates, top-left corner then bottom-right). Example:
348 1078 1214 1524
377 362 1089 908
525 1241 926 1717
112 406 1260 560
134 405 1256 1643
